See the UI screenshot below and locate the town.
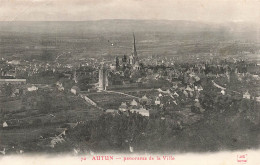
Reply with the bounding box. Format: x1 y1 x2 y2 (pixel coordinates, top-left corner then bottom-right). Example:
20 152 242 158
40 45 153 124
0 21 260 154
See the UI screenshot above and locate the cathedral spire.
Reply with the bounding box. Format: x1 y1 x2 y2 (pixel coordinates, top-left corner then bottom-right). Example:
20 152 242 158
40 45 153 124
133 32 137 57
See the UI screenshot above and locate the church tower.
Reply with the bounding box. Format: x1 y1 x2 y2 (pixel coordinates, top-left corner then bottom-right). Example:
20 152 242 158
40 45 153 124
132 33 137 58
98 66 108 91
130 33 138 65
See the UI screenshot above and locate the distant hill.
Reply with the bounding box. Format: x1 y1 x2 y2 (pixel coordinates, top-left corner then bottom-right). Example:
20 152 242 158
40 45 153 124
0 20 258 35
0 20 259 61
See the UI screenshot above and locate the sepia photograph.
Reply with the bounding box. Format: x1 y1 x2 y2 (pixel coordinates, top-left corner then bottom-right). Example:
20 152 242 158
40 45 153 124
0 0 259 164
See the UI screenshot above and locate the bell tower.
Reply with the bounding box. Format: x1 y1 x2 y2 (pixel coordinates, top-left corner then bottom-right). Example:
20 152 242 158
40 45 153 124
131 33 138 65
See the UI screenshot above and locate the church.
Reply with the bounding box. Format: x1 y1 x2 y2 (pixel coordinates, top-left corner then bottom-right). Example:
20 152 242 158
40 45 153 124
98 33 144 91
115 33 141 71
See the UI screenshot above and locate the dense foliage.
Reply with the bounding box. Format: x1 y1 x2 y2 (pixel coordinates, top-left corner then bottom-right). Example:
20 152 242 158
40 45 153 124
66 101 260 153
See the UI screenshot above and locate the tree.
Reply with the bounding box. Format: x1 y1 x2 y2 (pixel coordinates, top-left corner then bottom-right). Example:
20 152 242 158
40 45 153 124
2 83 14 97
37 94 53 114
122 55 127 63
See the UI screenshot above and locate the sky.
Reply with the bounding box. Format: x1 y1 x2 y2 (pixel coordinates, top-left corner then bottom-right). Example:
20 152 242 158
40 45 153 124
0 0 259 23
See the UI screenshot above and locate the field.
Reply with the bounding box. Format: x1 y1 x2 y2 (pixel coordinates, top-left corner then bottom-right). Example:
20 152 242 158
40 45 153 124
1 99 22 112
0 89 103 153
87 91 135 109
0 21 259 64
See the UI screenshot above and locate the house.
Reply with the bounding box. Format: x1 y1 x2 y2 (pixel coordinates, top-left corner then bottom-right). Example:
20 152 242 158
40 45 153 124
109 65 116 70
3 121 8 128
183 90 189 97
173 91 179 97
155 97 161 105
173 100 178 105
71 86 80 95
119 102 128 111
7 60 20 65
129 146 134 153
56 81 64 91
27 85 38 92
14 88 20 94
197 85 203 92
252 75 259 80
255 96 260 102
139 95 151 105
56 81 62 86
193 75 200 82
130 99 138 107
193 99 205 113
221 89 225 95
172 84 178 89
130 108 149 117
243 91 251 99
157 88 171 94
58 86 64 91
186 85 194 92
50 135 65 148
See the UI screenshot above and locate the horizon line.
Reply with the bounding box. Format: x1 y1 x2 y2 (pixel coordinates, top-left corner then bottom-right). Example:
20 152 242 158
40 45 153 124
0 19 257 24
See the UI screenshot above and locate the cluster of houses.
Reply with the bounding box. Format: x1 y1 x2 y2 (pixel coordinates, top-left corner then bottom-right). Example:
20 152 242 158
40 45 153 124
105 82 205 117
107 97 150 117
104 58 259 118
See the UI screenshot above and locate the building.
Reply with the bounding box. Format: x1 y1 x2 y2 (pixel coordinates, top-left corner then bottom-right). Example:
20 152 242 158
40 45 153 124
139 95 151 105
0 79 26 85
27 85 38 92
130 108 149 117
255 96 260 102
7 60 20 65
129 33 138 65
221 89 225 95
98 66 108 91
130 99 138 106
243 91 251 99
173 91 179 97
183 90 189 97
56 81 64 91
3 121 8 128
155 97 161 105
114 33 140 70
119 102 128 111
71 86 80 95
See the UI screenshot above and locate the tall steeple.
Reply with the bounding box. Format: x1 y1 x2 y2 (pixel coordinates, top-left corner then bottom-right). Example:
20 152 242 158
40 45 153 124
132 32 137 57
